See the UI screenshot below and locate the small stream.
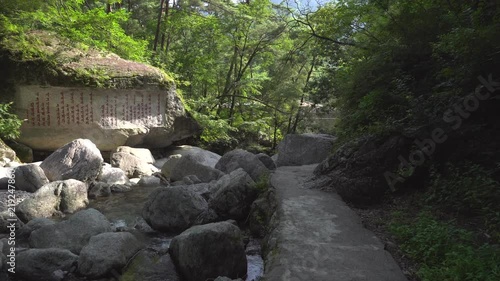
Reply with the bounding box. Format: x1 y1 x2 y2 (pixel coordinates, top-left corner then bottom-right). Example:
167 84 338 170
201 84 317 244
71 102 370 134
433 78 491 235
88 184 264 281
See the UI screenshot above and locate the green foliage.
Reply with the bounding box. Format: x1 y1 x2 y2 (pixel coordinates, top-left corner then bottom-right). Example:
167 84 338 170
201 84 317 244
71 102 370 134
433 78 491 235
0 102 23 140
253 173 271 193
191 110 238 145
0 16 47 61
427 163 500 238
390 212 500 281
307 0 500 138
0 14 21 35
2 0 498 148
151 0 313 148
4 0 147 61
2 0 313 149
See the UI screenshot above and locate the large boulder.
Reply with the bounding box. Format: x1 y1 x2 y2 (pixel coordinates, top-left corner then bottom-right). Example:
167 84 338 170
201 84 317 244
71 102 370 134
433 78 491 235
97 163 130 185
29 208 112 254
256 153 276 170
87 182 112 199
16 179 89 222
208 169 258 221
0 211 23 233
78 232 143 278
182 182 213 200
215 149 269 182
248 188 277 238
0 190 33 211
313 135 412 204
160 154 182 178
3 140 33 163
142 186 211 233
171 154 225 183
111 152 152 178
161 145 221 168
17 218 55 240
115 146 155 164
0 139 16 164
120 249 181 281
13 164 50 192
276 133 336 166
169 222 247 281
137 176 161 187
0 167 14 189
2 30 200 152
16 248 78 281
40 139 103 182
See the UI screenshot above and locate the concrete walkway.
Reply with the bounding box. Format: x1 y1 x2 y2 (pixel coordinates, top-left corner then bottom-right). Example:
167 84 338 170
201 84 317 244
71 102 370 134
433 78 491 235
263 165 407 281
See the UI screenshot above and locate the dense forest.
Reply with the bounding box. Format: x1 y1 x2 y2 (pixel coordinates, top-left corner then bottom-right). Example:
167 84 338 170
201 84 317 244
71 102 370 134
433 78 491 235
1 0 499 148
1 0 499 280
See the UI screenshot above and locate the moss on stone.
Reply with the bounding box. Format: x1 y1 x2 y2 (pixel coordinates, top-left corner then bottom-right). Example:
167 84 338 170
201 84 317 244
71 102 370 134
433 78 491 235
0 30 173 89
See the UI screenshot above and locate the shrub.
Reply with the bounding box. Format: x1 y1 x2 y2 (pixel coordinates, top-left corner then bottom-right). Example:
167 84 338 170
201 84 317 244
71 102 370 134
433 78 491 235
253 173 270 193
427 163 500 238
0 102 23 140
390 212 500 281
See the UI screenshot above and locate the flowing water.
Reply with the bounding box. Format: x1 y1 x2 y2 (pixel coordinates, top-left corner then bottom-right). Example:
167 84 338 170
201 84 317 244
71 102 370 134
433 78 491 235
88 184 264 281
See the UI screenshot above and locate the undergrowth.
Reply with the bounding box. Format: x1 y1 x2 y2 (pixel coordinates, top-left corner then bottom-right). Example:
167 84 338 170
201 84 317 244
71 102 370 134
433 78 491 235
427 163 500 240
388 162 500 281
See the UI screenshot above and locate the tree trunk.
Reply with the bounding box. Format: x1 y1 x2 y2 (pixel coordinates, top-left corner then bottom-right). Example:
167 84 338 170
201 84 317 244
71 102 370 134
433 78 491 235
228 50 240 125
286 113 293 134
291 56 316 133
273 110 278 149
161 33 165 50
161 3 171 55
153 0 166 51
290 96 303 133
219 46 237 118
228 92 237 125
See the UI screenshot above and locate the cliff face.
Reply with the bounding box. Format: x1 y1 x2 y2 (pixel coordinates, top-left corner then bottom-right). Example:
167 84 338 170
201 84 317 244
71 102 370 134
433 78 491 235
0 31 200 151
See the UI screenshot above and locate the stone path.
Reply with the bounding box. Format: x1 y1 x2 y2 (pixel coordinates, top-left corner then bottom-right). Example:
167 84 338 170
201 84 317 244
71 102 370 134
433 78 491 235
263 165 407 281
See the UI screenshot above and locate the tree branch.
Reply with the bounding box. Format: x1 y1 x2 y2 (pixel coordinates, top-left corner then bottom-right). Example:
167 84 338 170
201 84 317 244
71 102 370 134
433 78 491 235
216 94 287 114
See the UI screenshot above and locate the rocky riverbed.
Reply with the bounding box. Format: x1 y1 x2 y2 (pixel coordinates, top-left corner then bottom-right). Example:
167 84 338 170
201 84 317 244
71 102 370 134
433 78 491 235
0 138 280 281
0 133 334 281
87 182 264 281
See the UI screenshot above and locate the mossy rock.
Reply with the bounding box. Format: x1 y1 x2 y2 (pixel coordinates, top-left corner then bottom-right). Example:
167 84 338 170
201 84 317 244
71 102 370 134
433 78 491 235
0 30 173 90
